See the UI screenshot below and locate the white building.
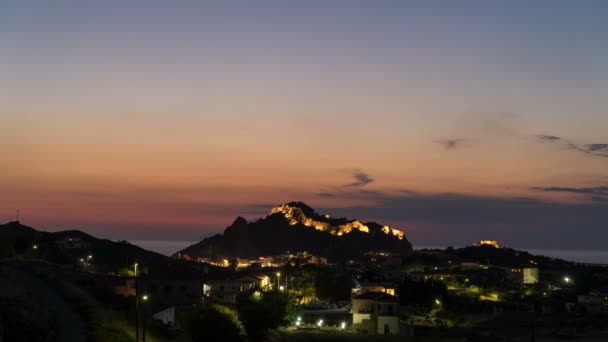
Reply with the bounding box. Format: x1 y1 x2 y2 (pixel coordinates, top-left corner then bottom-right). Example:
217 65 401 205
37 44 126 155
523 267 539 284
352 292 400 335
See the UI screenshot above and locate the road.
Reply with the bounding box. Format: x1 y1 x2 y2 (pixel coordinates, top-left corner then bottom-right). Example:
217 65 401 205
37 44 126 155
14 270 86 342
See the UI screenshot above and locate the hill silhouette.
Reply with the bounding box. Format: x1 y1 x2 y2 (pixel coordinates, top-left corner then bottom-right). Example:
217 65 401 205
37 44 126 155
0 221 178 271
176 202 414 261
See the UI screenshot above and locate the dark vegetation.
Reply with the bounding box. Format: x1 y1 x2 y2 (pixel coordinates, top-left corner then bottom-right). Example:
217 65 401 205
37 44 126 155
0 266 56 342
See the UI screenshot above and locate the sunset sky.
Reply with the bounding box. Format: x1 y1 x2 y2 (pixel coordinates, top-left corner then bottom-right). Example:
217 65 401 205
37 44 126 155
2 1 607 249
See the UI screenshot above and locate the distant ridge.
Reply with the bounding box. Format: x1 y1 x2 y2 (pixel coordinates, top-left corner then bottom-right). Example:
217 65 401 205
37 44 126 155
175 202 414 261
0 221 179 271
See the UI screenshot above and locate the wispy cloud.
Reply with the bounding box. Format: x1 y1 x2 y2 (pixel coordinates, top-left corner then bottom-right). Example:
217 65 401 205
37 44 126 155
343 169 374 188
436 139 464 150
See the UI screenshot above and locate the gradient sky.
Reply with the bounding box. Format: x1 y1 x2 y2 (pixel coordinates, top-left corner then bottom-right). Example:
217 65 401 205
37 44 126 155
2 1 608 249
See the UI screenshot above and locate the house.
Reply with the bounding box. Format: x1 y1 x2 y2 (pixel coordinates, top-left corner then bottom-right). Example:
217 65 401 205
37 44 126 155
352 281 397 297
114 265 206 308
352 292 400 335
310 256 328 264
523 267 540 284
578 295 608 314
237 274 271 290
207 279 256 305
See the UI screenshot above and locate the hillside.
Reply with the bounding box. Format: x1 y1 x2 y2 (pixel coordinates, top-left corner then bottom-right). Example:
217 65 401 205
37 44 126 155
0 221 179 272
176 202 414 261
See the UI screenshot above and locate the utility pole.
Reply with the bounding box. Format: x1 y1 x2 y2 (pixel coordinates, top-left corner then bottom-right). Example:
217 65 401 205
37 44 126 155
135 263 139 342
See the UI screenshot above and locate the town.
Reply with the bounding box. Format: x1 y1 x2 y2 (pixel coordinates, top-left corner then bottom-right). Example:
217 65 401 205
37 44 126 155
2 219 607 342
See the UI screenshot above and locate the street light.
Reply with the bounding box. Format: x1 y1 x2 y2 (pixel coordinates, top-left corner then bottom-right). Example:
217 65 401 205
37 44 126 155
340 321 346 330
276 272 281 289
317 319 323 327
33 245 38 250
564 276 571 283
435 299 441 305
141 294 149 342
87 254 93 260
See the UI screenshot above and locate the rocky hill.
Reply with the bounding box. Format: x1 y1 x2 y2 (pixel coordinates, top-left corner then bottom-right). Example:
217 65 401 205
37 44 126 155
176 202 414 261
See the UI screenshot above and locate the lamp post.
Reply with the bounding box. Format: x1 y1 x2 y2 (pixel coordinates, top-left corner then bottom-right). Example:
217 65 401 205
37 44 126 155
276 272 281 290
142 294 149 342
134 263 139 342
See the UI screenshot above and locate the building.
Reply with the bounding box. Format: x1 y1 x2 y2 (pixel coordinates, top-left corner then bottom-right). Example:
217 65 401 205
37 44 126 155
237 274 271 290
207 279 256 305
523 267 540 284
476 240 500 248
578 295 608 314
310 256 328 264
352 292 400 335
507 267 540 285
353 282 397 297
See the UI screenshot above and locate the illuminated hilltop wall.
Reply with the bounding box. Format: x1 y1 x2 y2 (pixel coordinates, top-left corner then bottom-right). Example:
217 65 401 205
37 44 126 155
269 203 405 240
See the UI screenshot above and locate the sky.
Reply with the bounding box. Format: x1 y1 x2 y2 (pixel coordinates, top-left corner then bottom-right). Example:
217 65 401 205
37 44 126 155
1 1 608 250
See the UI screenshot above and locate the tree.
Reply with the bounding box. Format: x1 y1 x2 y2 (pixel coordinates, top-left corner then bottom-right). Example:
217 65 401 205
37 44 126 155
236 289 295 339
180 305 242 342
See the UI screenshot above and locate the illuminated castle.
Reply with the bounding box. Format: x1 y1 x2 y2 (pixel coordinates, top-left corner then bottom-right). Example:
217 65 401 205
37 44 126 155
269 202 405 240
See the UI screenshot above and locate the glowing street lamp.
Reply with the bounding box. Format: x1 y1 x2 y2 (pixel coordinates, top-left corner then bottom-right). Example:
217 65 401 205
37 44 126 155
279 285 285 292
141 295 149 342
340 321 346 330
317 319 323 327
564 276 571 283
276 272 281 289
87 254 93 260
33 245 38 250
435 299 441 306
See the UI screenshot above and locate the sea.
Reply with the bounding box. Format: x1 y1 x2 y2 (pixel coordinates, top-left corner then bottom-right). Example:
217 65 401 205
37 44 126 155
130 240 608 265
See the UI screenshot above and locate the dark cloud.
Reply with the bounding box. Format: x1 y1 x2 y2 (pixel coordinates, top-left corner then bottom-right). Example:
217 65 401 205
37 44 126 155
317 192 336 197
568 143 608 157
591 196 608 203
343 170 374 188
537 134 561 141
537 134 608 158
530 186 608 195
584 144 608 152
317 189 608 250
437 139 464 150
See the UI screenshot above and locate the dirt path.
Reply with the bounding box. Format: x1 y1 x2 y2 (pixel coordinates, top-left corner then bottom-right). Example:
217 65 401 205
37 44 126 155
14 270 86 342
